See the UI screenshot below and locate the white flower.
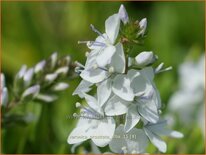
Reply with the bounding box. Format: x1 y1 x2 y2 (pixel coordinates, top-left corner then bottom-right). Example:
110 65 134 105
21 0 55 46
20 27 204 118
80 43 125 84
143 120 183 153
80 13 120 68
34 60 46 73
138 18 147 36
109 125 148 154
112 68 154 101
67 93 115 147
118 4 129 25
135 51 156 67
55 66 69 75
169 54 205 132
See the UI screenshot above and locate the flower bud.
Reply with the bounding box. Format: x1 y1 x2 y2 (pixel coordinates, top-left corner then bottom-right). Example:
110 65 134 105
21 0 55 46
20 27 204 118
118 4 129 25
21 85 40 100
34 60 46 73
138 18 147 36
1 73 5 90
1 87 8 107
135 51 156 67
55 66 69 76
36 94 57 102
45 73 58 83
16 65 27 79
50 52 58 69
23 68 34 87
52 82 69 91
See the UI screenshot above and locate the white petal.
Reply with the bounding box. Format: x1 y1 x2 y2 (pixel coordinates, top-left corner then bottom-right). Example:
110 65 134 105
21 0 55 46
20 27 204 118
146 121 183 138
140 67 155 81
144 127 167 153
96 46 116 67
83 93 99 111
112 74 134 101
97 79 112 106
105 95 130 116
126 128 149 153
67 126 90 144
73 80 93 98
131 74 149 96
80 69 109 84
111 43 126 73
137 99 159 123
109 125 148 154
109 125 128 153
92 117 115 147
105 14 120 44
124 104 140 133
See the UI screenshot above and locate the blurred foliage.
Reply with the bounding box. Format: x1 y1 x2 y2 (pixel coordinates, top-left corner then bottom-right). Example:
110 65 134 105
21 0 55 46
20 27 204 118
1 1 205 154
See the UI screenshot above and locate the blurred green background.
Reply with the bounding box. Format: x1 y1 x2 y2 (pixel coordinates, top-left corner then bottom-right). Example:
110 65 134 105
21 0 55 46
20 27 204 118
1 1 205 154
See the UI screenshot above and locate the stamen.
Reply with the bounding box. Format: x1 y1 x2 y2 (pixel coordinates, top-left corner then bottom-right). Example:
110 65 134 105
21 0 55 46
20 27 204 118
155 62 164 73
90 24 105 39
75 102 81 108
75 61 85 68
93 64 98 69
78 41 90 44
156 66 173 74
109 66 114 73
85 52 89 57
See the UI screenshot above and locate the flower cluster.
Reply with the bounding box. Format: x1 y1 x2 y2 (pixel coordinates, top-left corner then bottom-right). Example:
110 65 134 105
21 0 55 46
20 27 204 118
68 5 183 154
1 52 73 118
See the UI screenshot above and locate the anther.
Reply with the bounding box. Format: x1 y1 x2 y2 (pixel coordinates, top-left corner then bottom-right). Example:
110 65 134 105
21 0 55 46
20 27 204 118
76 102 81 108
109 66 114 73
85 52 89 57
93 64 98 69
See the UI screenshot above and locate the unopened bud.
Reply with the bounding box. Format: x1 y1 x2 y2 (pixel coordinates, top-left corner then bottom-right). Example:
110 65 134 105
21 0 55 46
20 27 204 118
1 73 5 90
21 85 40 100
23 68 34 87
35 60 46 73
138 18 147 36
55 66 69 75
16 65 27 79
36 94 57 102
45 73 58 83
1 87 8 107
52 82 69 91
118 4 129 25
135 51 156 67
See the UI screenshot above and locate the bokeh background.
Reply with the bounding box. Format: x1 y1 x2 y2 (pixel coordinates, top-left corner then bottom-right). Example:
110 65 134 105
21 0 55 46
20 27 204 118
1 1 205 154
